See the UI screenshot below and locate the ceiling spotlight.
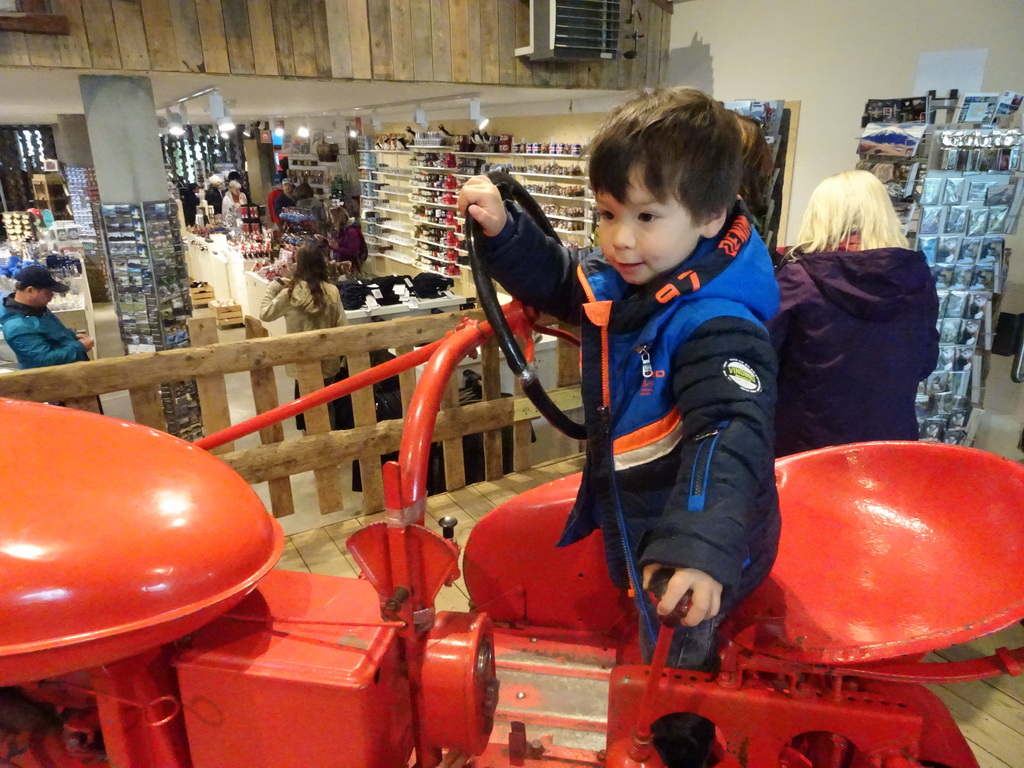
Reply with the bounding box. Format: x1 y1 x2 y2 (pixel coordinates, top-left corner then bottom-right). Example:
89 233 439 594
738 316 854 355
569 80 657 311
166 108 185 137
297 124 310 138
209 91 235 132
243 123 253 138
220 131 230 139
348 128 358 139
274 120 285 137
469 97 488 130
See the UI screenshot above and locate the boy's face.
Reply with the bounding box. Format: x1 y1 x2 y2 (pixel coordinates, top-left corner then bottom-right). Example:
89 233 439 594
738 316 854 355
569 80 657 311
595 175 726 286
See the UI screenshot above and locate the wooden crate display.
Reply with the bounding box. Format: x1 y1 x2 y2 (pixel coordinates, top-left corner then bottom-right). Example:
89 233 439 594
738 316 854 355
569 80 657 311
210 300 243 328
189 284 215 307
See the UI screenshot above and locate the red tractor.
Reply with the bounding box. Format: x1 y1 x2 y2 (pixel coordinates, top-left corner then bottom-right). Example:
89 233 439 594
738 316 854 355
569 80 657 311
2 199 1023 767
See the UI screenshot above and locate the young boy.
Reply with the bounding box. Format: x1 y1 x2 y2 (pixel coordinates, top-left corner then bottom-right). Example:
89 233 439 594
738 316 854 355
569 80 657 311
459 88 779 766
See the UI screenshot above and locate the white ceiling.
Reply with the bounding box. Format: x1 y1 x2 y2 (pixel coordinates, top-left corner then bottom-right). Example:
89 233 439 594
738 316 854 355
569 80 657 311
0 67 624 126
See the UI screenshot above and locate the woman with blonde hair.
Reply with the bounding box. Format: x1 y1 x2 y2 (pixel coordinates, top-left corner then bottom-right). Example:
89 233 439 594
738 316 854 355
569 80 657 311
768 170 939 456
221 179 247 230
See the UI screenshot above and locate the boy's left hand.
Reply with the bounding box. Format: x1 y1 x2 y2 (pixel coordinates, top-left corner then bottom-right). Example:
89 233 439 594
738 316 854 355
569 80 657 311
643 564 722 627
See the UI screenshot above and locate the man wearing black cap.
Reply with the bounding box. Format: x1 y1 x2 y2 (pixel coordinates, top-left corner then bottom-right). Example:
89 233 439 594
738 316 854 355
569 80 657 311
1 264 94 369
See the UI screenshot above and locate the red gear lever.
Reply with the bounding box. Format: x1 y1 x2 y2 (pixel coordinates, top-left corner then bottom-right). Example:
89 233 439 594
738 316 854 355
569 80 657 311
618 569 694 766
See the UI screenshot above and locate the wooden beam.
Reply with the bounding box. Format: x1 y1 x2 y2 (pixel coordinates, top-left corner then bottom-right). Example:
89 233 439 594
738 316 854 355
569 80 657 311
217 386 582 485
0 12 70 35
294 358 345 515
481 337 504 481
0 310 486 403
348 351 385 514
188 317 235 454
244 316 296 519
128 385 167 431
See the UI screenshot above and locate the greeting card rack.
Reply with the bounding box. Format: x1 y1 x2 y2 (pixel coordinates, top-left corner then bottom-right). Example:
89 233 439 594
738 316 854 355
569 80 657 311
909 125 1021 446
724 100 792 256
100 200 202 441
855 89 1023 446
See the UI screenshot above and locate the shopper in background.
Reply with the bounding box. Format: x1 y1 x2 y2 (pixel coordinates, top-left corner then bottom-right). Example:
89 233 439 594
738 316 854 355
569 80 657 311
328 205 367 276
0 264 94 369
222 179 247 231
226 170 250 202
180 182 201 227
204 175 224 212
259 243 345 432
269 178 295 226
769 169 939 456
734 114 775 236
293 182 327 236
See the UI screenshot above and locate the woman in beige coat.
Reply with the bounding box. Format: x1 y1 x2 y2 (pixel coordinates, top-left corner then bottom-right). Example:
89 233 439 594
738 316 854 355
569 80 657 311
260 243 345 431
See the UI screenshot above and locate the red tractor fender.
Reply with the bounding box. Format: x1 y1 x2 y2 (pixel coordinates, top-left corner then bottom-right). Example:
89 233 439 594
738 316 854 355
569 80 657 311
462 473 630 636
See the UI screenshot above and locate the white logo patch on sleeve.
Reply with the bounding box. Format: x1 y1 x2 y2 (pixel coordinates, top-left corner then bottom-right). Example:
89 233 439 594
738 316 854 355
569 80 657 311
722 359 762 393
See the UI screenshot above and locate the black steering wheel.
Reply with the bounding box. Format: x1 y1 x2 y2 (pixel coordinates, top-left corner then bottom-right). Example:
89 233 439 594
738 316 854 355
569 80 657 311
464 170 588 441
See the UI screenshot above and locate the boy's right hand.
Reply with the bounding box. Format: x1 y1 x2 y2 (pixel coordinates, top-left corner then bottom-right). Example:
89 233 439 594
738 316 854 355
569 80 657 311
458 176 507 238
643 563 722 628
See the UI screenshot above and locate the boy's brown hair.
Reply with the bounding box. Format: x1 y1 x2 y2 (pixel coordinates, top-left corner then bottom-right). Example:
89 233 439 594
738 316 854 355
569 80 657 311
588 88 742 223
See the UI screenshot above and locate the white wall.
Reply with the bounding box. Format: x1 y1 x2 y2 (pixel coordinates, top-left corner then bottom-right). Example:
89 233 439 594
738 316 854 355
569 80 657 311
665 0 1024 457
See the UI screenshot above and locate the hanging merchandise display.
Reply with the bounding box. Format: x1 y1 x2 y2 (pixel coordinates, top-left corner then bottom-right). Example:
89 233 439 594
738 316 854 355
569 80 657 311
100 200 202 441
0 126 57 227
161 126 246 188
358 129 595 297
723 100 793 255
861 91 1024 447
64 166 110 301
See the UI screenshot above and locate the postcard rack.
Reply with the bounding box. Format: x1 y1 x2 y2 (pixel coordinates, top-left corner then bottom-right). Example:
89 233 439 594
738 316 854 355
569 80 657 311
857 91 1024 447
100 200 203 441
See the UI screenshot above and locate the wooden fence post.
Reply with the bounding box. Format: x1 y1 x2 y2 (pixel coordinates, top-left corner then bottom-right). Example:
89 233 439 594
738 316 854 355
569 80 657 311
480 337 504 480
556 320 585 453
294 359 345 515
441 372 466 491
187 316 235 454
128 385 167 431
244 316 296 519
348 351 385 514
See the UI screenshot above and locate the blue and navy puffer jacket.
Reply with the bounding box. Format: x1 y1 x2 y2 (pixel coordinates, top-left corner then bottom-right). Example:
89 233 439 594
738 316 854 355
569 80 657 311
484 200 781 617
1 295 88 369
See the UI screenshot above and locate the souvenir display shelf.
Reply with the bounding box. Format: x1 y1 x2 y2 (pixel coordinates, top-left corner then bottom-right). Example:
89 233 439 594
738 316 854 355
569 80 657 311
879 116 1023 446
724 99 792 255
100 200 202 440
357 133 594 297
65 167 110 302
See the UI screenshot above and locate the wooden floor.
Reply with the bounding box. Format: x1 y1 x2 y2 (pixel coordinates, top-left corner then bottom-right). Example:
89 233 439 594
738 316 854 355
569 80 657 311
277 455 1024 768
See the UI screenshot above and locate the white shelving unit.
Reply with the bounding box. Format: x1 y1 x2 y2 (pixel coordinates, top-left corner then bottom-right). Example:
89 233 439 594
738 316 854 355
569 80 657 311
358 143 594 298
287 153 354 202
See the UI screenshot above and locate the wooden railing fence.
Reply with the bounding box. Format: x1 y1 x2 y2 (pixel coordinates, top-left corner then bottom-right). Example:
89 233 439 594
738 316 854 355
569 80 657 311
0 310 583 519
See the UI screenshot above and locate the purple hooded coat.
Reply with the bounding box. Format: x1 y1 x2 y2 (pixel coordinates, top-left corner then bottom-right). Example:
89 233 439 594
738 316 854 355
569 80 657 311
767 247 939 457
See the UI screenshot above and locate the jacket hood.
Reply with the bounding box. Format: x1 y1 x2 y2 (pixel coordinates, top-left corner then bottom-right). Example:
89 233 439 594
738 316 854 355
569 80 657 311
790 247 933 321
584 204 780 326
286 281 328 314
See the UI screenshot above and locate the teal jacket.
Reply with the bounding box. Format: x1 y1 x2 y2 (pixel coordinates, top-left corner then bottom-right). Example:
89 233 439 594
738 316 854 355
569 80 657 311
1 295 88 369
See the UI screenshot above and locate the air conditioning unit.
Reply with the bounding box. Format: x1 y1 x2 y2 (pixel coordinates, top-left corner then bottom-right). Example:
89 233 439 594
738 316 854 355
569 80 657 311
516 0 621 61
